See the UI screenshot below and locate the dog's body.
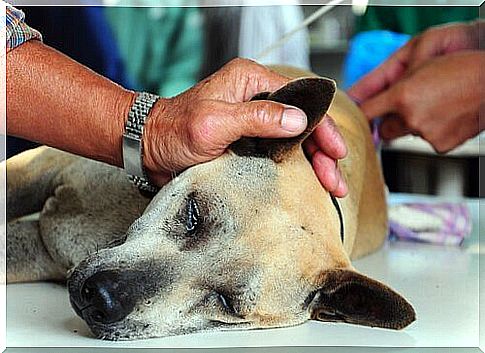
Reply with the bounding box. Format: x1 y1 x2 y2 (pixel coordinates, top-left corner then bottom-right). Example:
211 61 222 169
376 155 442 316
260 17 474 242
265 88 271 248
6 69 414 340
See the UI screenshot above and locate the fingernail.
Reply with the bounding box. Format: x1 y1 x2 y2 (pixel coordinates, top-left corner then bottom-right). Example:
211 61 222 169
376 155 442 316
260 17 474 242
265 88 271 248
332 163 340 192
347 93 362 106
334 170 348 197
281 107 307 133
338 176 348 196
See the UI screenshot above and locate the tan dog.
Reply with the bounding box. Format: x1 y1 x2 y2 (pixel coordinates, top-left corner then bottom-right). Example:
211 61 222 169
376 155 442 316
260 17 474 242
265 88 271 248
6 68 415 340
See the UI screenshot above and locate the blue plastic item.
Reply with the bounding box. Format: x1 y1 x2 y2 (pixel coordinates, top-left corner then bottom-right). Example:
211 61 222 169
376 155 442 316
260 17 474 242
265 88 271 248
343 30 411 90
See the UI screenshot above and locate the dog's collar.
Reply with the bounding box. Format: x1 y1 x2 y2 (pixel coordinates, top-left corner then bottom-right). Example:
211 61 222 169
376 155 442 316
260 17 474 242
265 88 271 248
330 194 345 243
138 187 159 199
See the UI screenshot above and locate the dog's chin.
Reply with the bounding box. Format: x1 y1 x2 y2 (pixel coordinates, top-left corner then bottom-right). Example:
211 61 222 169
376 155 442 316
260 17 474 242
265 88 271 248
86 318 209 341
87 319 256 341
87 319 154 341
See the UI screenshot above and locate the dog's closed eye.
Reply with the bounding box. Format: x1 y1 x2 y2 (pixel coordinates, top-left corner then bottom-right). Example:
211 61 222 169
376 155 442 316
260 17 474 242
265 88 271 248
198 290 235 314
186 197 200 235
216 291 237 316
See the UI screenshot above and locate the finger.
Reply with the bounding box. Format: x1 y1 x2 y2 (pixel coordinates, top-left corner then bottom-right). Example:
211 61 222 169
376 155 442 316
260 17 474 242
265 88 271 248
225 58 290 101
407 25 471 71
312 151 338 194
304 137 348 197
426 112 479 154
333 168 349 198
227 100 308 139
409 39 441 71
312 151 348 197
303 136 319 160
379 115 412 141
311 115 348 159
244 66 290 100
347 42 411 102
359 82 403 122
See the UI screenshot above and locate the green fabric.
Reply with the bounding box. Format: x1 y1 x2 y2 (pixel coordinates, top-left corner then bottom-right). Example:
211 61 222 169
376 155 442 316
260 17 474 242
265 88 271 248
105 3 202 97
355 6 479 36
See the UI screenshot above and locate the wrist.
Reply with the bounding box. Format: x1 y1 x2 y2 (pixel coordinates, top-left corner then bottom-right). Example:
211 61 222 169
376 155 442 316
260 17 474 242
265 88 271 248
141 97 173 186
473 20 484 49
467 20 483 50
111 89 137 167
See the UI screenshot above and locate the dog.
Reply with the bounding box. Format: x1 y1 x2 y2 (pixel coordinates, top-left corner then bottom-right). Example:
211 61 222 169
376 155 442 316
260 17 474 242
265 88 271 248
6 68 415 340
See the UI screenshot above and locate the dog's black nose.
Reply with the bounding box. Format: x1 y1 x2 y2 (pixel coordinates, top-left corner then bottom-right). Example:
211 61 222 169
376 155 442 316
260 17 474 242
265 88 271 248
75 270 137 324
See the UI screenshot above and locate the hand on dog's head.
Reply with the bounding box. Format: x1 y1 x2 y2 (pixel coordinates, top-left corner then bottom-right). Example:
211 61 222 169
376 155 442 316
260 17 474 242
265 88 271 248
231 77 336 162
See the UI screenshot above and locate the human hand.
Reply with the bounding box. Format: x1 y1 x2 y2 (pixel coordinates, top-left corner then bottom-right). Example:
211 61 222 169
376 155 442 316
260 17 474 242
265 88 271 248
142 58 300 185
402 21 479 71
142 58 348 196
348 21 479 103
348 21 483 153
138 58 312 190
303 116 348 197
356 51 484 153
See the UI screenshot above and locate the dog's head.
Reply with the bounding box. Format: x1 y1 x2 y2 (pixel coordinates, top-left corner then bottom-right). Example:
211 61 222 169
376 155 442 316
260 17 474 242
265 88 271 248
68 78 415 340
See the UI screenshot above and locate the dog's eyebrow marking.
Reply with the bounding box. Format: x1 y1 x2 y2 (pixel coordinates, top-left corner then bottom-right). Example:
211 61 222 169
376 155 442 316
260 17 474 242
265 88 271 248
172 191 234 252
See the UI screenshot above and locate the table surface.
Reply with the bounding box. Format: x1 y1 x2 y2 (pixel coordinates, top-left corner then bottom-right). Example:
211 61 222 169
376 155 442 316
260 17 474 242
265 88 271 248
385 135 483 157
6 194 483 349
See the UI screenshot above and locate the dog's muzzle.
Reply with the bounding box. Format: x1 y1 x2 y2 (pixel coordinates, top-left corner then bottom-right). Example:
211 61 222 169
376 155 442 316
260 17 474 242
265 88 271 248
68 258 175 327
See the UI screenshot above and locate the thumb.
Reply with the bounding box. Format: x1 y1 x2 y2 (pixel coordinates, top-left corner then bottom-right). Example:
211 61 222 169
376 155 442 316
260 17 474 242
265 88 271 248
227 100 308 139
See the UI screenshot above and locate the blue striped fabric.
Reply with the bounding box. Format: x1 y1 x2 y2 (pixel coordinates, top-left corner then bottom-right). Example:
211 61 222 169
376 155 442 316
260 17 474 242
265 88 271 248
5 3 42 52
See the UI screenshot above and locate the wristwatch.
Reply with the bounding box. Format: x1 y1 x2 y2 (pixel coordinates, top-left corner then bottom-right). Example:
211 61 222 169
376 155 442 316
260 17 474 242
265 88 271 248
122 92 160 194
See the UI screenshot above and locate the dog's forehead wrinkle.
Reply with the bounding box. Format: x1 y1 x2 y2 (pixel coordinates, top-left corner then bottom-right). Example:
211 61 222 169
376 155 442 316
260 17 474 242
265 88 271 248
223 155 277 193
198 259 261 288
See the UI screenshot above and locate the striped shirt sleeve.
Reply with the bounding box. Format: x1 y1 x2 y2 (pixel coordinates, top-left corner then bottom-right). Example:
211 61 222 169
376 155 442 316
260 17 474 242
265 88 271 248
5 3 42 52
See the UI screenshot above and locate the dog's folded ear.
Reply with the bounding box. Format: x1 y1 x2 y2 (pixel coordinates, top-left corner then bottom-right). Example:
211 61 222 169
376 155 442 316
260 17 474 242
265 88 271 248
230 77 336 162
307 269 416 330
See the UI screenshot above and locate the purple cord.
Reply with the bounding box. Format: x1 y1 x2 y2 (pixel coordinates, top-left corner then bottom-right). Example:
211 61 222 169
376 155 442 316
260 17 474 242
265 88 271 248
347 93 382 149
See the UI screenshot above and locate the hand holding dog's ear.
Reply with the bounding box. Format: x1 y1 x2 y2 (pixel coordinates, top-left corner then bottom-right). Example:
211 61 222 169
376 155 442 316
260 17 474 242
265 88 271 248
233 77 348 197
142 58 348 196
142 58 308 185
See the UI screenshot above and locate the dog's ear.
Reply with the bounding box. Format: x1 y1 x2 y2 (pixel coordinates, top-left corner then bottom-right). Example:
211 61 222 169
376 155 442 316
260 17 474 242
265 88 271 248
307 269 415 330
230 77 336 162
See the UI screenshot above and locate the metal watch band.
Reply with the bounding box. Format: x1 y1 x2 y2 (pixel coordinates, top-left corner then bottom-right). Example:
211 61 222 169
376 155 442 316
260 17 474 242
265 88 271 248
122 92 160 194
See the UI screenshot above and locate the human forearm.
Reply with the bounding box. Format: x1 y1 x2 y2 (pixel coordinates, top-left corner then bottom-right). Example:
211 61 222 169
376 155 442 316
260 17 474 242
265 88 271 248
7 46 347 195
471 20 485 49
7 40 134 167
